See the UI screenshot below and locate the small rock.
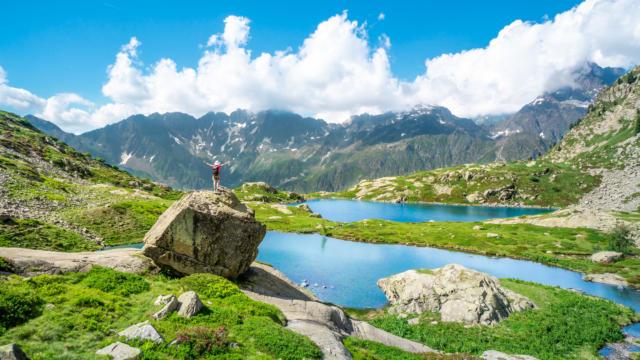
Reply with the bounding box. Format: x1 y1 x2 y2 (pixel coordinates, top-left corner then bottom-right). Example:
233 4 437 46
480 350 539 360
546 251 553 254
407 318 419 325
473 225 484 230
590 251 623 264
153 295 179 320
543 232 551 236
486 233 500 238
229 342 240 349
177 291 203 318
431 321 438 325
583 273 628 286
45 303 55 309
153 294 175 306
0 343 29 360
296 204 312 212
118 321 164 343
309 213 322 218
322 285 327 289
95 342 141 360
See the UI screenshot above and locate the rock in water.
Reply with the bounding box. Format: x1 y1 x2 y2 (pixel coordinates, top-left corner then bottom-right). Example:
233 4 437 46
0 343 29 360
95 342 141 360
142 189 266 277
377 264 536 326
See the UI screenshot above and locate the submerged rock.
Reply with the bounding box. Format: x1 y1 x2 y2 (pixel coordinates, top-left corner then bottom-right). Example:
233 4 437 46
142 188 266 277
377 264 536 326
95 342 141 360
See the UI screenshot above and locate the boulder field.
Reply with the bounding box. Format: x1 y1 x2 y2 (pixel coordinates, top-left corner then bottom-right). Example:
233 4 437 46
142 187 266 277
377 264 536 326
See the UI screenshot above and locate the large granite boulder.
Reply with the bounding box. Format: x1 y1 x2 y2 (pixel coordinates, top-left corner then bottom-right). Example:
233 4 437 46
377 264 536 326
0 343 29 360
142 189 266 277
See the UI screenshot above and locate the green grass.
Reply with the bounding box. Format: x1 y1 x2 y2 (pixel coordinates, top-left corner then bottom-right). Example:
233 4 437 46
343 338 480 360
68 199 173 246
316 161 598 208
362 279 639 360
233 182 304 203
0 218 100 251
0 270 322 359
250 202 640 286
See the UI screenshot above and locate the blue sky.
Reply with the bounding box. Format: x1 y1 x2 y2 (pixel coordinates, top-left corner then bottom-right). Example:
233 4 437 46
2 0 581 102
1 0 639 133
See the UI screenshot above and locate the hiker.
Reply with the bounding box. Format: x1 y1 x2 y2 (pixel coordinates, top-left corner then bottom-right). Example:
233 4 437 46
203 160 230 192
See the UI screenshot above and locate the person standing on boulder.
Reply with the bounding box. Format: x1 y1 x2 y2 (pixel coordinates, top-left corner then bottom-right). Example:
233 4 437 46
203 160 230 193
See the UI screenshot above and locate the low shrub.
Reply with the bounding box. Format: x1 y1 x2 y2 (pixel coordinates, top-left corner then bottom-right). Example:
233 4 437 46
608 224 633 255
0 283 43 334
80 266 149 296
174 326 229 356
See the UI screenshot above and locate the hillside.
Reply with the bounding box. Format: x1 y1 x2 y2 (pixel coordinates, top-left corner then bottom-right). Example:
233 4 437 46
320 65 640 237
0 111 182 250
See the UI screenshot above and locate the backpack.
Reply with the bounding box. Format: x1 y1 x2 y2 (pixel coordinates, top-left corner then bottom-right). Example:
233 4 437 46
213 166 220 176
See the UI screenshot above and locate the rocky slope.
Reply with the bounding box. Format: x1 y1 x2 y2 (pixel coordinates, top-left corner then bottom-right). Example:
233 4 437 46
0 110 182 249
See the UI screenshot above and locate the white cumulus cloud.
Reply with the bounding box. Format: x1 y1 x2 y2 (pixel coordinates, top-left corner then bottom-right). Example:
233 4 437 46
1 0 640 133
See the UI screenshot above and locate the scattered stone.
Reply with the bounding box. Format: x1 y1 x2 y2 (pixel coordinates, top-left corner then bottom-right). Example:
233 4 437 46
407 318 419 325
480 350 539 360
152 295 178 320
486 233 500 238
377 264 536 326
0 343 29 360
242 182 277 194
583 273 628 287
296 204 312 212
309 213 322 218
431 321 438 325
543 232 551 236
142 189 266 277
268 216 282 220
177 291 203 318
95 342 141 360
45 303 55 309
466 192 483 203
590 251 623 264
473 225 484 230
118 321 164 343
153 294 174 306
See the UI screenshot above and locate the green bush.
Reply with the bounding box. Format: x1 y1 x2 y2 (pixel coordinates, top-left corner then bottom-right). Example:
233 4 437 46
608 224 633 255
0 284 43 333
174 325 229 356
80 266 149 296
0 256 15 273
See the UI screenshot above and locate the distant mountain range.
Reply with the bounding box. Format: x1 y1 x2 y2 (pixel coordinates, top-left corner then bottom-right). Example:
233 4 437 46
28 63 624 192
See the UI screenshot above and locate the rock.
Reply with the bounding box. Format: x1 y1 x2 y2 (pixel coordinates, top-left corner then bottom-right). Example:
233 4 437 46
0 343 29 360
583 273 628 286
142 184 154 191
95 342 141 360
296 204 312 212
240 262 435 359
242 182 277 194
177 291 203 318
480 350 539 360
0 248 155 276
142 189 266 277
466 192 483 203
590 251 623 264
152 295 178 320
152 181 172 190
270 204 293 214
377 264 536 326
486 233 500 238
153 294 175 306
118 321 164 343
45 303 55 309
309 213 322 218
473 225 485 230
407 318 419 325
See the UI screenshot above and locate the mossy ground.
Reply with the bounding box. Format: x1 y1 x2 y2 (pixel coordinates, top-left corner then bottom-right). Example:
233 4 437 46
0 267 322 359
346 279 640 360
249 202 640 286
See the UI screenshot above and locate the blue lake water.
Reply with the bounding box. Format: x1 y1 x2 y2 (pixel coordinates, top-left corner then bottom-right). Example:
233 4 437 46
303 199 554 223
257 231 640 311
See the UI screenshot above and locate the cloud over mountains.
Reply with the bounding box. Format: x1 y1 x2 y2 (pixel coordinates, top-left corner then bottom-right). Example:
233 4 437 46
1 0 640 133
